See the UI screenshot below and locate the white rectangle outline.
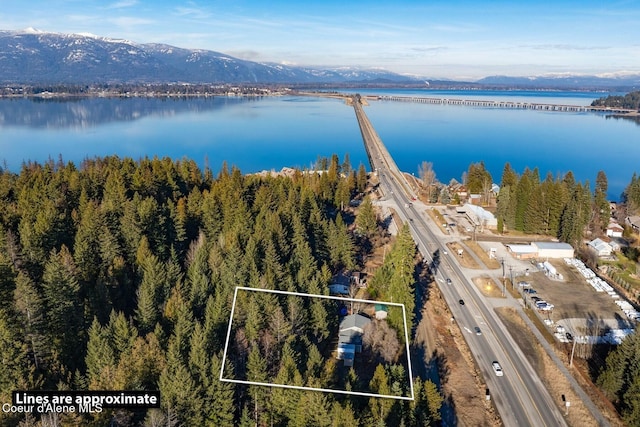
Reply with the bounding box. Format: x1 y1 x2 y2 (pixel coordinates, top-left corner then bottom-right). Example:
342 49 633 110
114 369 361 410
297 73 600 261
220 286 415 401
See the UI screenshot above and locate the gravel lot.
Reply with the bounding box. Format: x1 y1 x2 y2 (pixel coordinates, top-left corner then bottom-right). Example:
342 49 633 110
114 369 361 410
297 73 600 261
513 259 635 336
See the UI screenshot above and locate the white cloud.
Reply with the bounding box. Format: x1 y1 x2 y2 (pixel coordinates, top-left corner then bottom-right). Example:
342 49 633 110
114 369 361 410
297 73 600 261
106 0 138 9
108 16 155 27
173 6 213 20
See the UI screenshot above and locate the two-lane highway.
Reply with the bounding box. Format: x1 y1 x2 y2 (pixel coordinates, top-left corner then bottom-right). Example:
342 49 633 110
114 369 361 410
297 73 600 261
351 96 568 426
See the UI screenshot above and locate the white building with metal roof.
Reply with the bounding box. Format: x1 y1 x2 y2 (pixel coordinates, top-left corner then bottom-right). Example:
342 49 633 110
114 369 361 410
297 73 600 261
533 242 575 259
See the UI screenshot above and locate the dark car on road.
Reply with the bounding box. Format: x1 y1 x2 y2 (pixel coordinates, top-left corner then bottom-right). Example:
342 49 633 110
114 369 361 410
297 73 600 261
459 299 465 305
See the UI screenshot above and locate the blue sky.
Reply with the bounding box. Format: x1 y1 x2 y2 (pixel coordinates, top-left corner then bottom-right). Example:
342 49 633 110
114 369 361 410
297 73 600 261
2 0 640 79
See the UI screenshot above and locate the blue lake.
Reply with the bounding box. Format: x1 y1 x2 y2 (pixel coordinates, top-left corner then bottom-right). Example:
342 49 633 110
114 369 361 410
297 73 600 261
0 91 637 200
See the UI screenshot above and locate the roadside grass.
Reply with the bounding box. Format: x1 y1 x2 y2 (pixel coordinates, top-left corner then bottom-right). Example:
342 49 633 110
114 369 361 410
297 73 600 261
427 207 449 234
495 307 599 427
464 240 501 269
446 242 481 269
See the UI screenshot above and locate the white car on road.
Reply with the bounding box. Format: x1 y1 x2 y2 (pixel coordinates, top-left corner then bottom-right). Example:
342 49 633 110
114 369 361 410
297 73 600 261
492 361 504 376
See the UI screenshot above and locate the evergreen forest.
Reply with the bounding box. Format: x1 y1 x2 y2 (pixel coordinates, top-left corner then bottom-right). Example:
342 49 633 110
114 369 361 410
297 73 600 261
464 162 612 246
0 154 440 426
591 91 640 110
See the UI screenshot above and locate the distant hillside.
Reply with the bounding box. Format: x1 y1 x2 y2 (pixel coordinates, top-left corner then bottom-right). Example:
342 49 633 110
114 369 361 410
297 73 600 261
0 29 417 85
476 74 640 91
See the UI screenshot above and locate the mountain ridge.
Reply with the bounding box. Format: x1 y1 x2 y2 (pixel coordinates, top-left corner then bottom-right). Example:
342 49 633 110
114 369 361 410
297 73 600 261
1 29 640 90
0 29 417 85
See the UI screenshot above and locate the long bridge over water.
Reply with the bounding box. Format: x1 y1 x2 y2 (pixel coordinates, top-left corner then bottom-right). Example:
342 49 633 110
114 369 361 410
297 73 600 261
369 94 636 114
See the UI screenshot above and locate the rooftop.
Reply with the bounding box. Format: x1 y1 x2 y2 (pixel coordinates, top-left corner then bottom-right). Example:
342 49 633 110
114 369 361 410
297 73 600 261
533 242 574 250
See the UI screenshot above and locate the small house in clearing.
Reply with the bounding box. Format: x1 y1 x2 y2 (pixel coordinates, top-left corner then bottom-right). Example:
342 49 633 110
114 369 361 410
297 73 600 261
588 238 613 258
336 314 371 367
606 222 624 238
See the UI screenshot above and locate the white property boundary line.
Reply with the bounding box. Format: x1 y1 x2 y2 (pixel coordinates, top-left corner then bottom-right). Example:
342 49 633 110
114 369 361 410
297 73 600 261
220 286 415 401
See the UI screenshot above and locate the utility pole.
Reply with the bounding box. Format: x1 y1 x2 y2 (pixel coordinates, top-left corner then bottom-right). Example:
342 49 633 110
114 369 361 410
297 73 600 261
509 264 514 290
569 337 577 367
501 258 506 296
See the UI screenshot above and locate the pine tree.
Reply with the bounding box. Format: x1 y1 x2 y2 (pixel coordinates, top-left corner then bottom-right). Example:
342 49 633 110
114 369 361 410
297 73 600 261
558 183 591 247
423 379 443 424
593 170 610 233
13 272 48 370
41 245 84 371
500 162 518 188
356 164 368 193
388 224 416 332
185 232 211 318
246 346 269 425
356 195 378 237
310 298 331 343
369 364 393 425
466 161 492 195
0 308 31 409
514 169 535 231
330 401 359 427
85 318 115 389
135 253 167 335
158 340 203 426
270 344 304 424
496 186 511 234
114 332 165 391
205 354 235 426
107 310 138 360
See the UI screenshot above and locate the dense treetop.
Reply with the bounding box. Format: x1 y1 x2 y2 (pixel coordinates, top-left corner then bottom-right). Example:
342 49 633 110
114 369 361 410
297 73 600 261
0 154 437 426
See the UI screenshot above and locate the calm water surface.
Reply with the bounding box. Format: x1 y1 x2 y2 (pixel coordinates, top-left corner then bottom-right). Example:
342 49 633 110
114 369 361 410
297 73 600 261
0 90 637 200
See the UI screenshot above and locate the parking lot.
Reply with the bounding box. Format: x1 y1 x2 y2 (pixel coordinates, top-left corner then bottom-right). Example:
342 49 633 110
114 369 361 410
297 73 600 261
513 259 635 337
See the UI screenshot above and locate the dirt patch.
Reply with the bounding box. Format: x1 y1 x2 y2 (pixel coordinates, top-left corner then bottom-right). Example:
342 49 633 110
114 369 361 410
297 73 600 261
418 285 501 427
446 241 481 269
473 276 506 299
495 308 544 373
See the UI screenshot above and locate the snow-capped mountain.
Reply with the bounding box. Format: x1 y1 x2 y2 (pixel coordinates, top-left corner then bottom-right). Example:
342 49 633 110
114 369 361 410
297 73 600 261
476 74 640 90
0 29 416 84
